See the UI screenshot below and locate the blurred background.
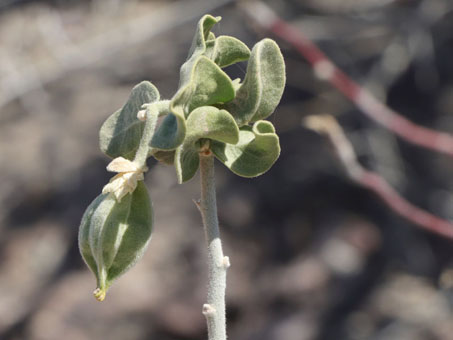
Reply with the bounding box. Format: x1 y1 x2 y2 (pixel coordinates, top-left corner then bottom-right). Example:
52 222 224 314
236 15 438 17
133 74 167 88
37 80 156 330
2 0 453 339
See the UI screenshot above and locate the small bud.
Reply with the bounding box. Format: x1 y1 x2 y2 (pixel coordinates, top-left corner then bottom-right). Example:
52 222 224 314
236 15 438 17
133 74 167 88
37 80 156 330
137 109 147 121
202 303 216 316
222 256 230 269
78 181 153 301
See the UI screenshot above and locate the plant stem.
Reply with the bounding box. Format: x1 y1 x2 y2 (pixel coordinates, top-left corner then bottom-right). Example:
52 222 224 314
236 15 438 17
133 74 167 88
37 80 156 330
133 100 169 167
199 151 229 340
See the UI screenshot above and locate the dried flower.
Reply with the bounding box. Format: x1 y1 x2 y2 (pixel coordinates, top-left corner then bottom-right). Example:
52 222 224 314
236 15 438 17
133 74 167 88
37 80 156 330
102 157 148 201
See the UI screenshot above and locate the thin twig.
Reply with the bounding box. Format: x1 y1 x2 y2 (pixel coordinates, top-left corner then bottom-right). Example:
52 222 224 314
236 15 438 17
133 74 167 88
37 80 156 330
242 1 453 157
304 115 453 240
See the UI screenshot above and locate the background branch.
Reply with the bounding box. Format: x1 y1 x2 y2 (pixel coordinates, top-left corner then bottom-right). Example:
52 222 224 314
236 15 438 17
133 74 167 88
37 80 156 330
242 1 453 157
304 114 453 239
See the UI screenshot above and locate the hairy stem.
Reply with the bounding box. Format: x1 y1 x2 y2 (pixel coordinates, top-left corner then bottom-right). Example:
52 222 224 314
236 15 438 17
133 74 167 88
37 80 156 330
133 100 170 166
199 151 229 340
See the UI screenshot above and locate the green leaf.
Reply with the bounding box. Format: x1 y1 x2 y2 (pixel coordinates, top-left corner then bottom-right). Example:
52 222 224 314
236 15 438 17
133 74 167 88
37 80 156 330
205 35 251 68
211 120 280 178
174 106 239 183
171 56 235 118
150 112 186 150
222 39 285 126
106 182 153 283
207 31 216 42
174 146 200 184
179 15 220 87
186 106 239 143
152 150 175 165
78 181 153 301
186 15 220 62
99 81 160 159
79 194 105 279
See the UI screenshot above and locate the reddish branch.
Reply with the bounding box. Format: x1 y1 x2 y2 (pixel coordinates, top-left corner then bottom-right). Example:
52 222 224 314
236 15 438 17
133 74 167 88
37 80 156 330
304 115 453 239
242 2 453 157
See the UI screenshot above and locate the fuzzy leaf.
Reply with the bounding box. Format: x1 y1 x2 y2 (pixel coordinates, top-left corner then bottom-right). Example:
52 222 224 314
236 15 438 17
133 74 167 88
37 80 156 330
150 16 220 151
211 120 280 177
174 147 200 184
179 15 220 87
150 112 186 150
100 81 160 159
78 181 153 301
171 56 235 118
207 31 216 41
175 106 239 183
106 182 153 282
152 150 175 165
205 35 251 68
79 194 104 278
222 39 285 126
186 106 239 143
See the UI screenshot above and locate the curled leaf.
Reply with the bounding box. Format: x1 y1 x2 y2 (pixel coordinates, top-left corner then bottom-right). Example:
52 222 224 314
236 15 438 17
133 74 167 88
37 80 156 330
100 81 160 159
186 106 239 143
211 120 280 177
179 15 220 87
150 112 186 151
78 181 153 301
174 106 239 183
205 35 251 68
172 56 235 118
222 39 285 126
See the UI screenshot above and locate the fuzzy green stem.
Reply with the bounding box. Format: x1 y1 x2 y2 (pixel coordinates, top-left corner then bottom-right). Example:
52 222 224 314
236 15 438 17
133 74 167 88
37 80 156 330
199 151 229 340
133 100 170 166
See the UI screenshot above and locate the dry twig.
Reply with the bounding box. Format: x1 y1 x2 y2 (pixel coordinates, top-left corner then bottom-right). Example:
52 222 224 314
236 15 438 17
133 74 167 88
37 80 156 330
304 115 453 239
242 1 453 157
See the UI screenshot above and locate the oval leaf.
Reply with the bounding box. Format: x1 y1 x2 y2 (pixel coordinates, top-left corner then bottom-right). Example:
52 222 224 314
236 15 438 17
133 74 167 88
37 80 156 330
100 81 160 159
78 181 153 301
150 112 186 150
187 106 239 143
211 120 280 177
250 39 285 122
222 39 285 126
106 181 153 283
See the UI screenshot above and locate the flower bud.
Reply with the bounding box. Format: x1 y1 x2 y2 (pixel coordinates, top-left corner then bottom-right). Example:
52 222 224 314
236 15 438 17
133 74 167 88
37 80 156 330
78 181 153 301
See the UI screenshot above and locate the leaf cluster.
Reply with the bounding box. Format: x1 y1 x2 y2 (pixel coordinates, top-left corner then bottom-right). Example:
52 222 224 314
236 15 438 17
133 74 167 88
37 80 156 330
78 15 286 301
100 15 285 182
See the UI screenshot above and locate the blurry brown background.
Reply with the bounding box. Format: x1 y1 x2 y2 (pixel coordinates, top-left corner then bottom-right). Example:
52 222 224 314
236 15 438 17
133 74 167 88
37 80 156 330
2 0 453 339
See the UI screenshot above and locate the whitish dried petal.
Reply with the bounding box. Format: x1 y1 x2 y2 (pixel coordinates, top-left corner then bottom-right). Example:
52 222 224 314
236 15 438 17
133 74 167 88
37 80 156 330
106 157 141 173
102 157 147 201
